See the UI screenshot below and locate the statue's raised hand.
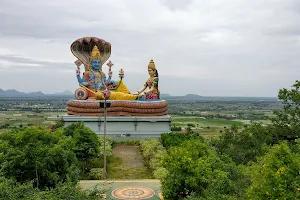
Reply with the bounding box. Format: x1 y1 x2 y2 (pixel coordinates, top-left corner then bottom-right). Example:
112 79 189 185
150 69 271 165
76 69 80 77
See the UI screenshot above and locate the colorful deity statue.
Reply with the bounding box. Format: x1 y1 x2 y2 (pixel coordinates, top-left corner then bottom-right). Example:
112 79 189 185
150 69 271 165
76 45 118 92
67 37 168 116
133 59 160 100
74 43 136 100
74 42 160 101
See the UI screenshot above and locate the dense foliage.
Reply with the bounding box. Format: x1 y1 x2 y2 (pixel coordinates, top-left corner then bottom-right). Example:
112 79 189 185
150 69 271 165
161 140 246 200
161 132 204 149
0 176 106 200
246 141 300 199
140 139 167 179
0 80 299 199
63 122 100 161
270 80 300 143
0 121 109 192
0 127 79 189
62 122 106 179
171 126 182 131
160 80 300 199
211 123 271 165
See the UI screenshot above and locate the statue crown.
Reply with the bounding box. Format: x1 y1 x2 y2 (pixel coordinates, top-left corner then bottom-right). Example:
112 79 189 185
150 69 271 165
90 45 102 61
148 59 156 70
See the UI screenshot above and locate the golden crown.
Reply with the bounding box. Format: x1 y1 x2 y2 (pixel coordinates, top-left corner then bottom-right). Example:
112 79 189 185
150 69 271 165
90 45 102 61
148 59 156 70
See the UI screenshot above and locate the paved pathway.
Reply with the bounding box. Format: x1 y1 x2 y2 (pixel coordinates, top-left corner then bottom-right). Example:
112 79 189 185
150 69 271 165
108 144 152 179
112 144 144 168
80 179 162 199
79 144 162 199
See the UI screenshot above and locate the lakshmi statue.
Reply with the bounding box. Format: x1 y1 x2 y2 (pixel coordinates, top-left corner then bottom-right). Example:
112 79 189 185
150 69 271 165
133 59 160 100
67 36 168 116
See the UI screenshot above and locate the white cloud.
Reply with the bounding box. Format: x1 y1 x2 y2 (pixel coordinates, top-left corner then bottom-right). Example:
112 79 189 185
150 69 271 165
0 0 299 96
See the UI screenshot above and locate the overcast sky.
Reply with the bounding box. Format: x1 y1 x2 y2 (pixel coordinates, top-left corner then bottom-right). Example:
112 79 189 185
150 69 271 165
0 0 299 96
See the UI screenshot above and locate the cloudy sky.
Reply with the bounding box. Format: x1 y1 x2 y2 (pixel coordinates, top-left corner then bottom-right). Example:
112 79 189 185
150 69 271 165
0 0 299 96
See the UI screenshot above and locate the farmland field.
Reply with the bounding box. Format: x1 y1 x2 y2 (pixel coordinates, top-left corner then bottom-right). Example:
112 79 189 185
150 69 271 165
0 97 281 135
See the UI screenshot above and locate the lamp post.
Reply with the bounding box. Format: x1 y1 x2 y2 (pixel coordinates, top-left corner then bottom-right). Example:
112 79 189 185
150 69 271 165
103 96 107 179
102 61 123 180
101 93 110 179
102 60 114 180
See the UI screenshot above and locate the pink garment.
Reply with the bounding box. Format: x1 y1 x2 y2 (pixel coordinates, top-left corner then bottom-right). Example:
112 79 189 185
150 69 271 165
145 93 159 100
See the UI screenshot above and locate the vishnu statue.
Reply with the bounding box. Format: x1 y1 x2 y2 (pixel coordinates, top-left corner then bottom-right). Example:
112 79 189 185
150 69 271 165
75 45 137 100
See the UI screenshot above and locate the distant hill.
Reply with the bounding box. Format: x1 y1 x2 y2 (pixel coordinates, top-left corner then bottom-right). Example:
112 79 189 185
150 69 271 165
0 89 277 101
181 94 203 100
28 91 45 96
0 89 28 97
52 90 73 96
161 93 203 101
0 89 73 97
161 93 277 101
160 93 171 97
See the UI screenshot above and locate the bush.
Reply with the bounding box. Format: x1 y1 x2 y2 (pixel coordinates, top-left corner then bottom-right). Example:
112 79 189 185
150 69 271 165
161 139 246 200
211 123 272 165
88 168 103 180
161 132 204 149
0 176 109 200
63 122 100 161
171 126 182 131
113 139 140 145
270 80 300 143
0 127 79 189
153 167 168 180
140 139 168 179
49 119 65 131
187 123 195 127
98 136 113 157
246 142 300 199
76 136 112 180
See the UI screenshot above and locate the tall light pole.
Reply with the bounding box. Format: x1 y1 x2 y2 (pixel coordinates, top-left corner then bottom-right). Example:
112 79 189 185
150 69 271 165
102 60 114 180
100 97 109 179
103 96 107 179
102 97 111 179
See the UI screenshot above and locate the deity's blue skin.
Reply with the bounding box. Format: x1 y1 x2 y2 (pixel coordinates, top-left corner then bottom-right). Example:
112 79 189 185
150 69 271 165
77 59 116 90
90 60 101 71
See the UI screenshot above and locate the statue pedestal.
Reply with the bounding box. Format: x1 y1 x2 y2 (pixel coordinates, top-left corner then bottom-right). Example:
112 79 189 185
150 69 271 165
61 115 172 140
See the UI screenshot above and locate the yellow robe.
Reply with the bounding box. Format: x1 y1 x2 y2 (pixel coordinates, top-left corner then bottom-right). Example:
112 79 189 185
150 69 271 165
108 81 137 100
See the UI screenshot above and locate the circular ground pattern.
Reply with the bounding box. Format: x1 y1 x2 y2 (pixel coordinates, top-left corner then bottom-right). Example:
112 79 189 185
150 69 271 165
111 186 155 199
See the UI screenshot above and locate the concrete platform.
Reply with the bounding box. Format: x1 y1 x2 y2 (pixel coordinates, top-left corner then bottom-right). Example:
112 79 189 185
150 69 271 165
80 179 162 199
61 115 172 140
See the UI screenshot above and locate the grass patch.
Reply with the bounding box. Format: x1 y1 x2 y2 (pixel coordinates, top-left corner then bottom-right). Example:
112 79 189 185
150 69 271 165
107 155 153 179
172 117 244 126
171 116 246 137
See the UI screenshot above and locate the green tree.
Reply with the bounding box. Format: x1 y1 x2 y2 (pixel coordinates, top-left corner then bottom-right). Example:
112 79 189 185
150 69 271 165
161 140 246 200
161 132 203 149
140 139 168 179
211 123 272 165
50 119 65 131
0 127 79 189
186 123 195 127
171 126 182 131
63 122 100 161
246 142 300 199
0 176 108 200
63 122 101 179
270 80 300 143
